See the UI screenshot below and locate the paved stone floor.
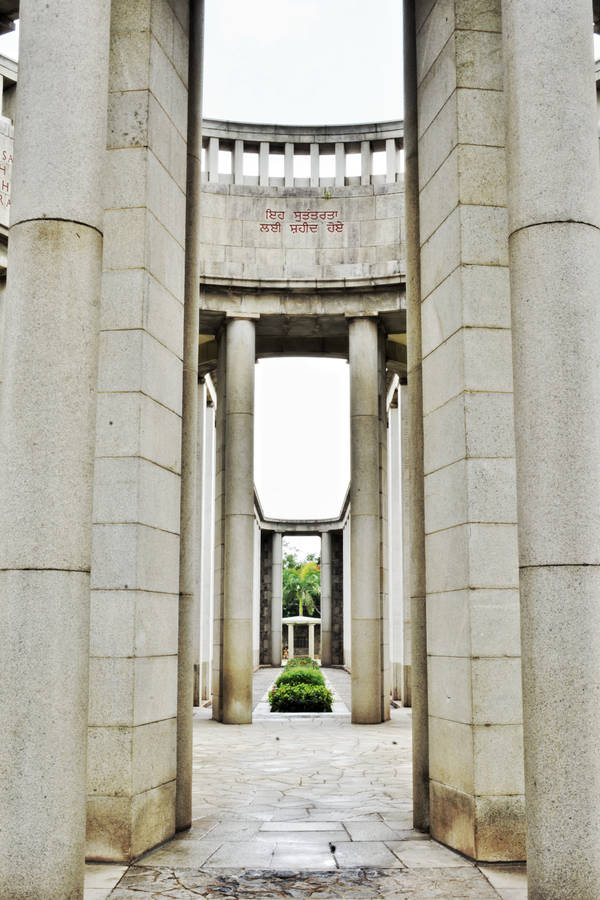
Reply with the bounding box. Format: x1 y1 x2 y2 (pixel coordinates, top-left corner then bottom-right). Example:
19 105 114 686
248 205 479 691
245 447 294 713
86 668 527 899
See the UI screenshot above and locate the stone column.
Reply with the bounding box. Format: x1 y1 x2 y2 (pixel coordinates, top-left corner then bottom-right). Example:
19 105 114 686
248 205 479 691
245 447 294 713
320 532 333 665
200 400 216 701
271 532 283 665
233 139 244 185
335 142 345 187
503 3 600 896
288 624 295 659
414 0 524 860
403 0 429 831
176 0 204 831
349 315 384 724
222 316 256 724
0 2 110 896
400 385 411 705
388 395 405 702
342 520 352 668
308 625 315 660
310 143 319 187
193 382 207 707
87 0 189 861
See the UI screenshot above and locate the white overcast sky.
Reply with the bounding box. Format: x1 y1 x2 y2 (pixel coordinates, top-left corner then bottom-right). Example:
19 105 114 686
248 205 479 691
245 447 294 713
1 10 599 534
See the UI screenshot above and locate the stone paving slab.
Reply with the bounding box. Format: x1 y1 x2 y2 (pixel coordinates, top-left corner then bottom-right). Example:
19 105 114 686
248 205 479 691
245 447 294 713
109 866 503 898
102 668 526 899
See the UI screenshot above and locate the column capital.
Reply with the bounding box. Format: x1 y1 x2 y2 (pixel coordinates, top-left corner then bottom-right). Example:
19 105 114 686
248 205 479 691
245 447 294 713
225 312 260 321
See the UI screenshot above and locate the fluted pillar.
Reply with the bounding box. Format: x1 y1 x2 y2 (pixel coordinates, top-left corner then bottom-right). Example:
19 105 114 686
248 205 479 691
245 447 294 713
503 3 600 896
320 532 333 665
0 2 110 897
271 532 283 665
349 315 384 723
222 316 256 724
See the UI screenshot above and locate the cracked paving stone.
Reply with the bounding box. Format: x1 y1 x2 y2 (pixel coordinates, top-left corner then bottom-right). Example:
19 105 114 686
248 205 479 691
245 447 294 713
109 866 501 899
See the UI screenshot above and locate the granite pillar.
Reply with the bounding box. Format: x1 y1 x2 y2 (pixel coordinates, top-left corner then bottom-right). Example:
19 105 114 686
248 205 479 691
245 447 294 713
221 316 256 724
403 0 428 831
271 532 283 666
0 1 110 896
389 396 405 702
194 382 207 706
503 1 600 895
288 623 295 659
87 0 189 861
320 532 333 665
176 0 204 831
415 0 524 859
200 399 215 701
349 316 384 724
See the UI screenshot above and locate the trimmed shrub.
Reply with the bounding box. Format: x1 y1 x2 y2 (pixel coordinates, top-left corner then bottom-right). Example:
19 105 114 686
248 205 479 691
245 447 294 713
286 657 319 669
269 682 333 713
275 666 325 688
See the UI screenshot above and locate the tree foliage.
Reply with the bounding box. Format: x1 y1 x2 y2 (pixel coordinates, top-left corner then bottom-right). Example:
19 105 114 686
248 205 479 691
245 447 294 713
282 548 321 617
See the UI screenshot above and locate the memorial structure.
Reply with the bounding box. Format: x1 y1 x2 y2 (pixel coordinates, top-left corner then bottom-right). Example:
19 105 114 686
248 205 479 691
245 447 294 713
1 2 599 899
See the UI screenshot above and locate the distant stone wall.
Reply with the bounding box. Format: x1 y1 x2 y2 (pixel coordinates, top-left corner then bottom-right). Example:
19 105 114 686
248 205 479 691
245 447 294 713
199 181 404 285
331 531 344 666
198 119 405 289
259 532 272 664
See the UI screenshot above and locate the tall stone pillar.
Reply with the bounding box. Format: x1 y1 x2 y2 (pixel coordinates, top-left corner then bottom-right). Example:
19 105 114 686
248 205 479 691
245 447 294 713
200 399 216 701
349 315 384 724
271 532 283 665
176 0 205 832
503 3 600 896
414 0 524 859
0 2 110 897
320 532 333 665
400 386 412 705
194 382 207 706
87 0 189 861
403 0 428 830
388 395 405 702
212 334 227 721
221 316 256 724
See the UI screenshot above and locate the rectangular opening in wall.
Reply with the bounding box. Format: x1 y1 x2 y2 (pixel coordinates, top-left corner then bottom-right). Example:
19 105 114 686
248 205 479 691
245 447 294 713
346 152 360 177
319 152 335 179
269 153 284 178
372 150 386 175
243 151 259 176
294 153 310 179
218 149 232 175
201 145 207 174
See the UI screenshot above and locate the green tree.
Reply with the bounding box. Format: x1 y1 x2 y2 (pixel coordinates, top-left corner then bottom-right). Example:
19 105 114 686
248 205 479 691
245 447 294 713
282 549 321 617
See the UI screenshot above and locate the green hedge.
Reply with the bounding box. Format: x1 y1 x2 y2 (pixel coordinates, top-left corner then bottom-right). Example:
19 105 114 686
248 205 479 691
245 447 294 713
286 657 319 669
275 666 325 688
269 682 333 713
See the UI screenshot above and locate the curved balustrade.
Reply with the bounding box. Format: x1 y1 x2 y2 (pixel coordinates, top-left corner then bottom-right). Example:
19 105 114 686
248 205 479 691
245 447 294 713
201 118 404 188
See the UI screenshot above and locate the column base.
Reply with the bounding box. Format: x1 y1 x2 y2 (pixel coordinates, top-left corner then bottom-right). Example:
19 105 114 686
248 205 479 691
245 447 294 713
429 781 526 862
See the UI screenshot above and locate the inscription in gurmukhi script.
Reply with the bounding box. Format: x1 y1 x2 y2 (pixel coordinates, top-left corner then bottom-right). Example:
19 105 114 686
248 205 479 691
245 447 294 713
259 208 344 234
